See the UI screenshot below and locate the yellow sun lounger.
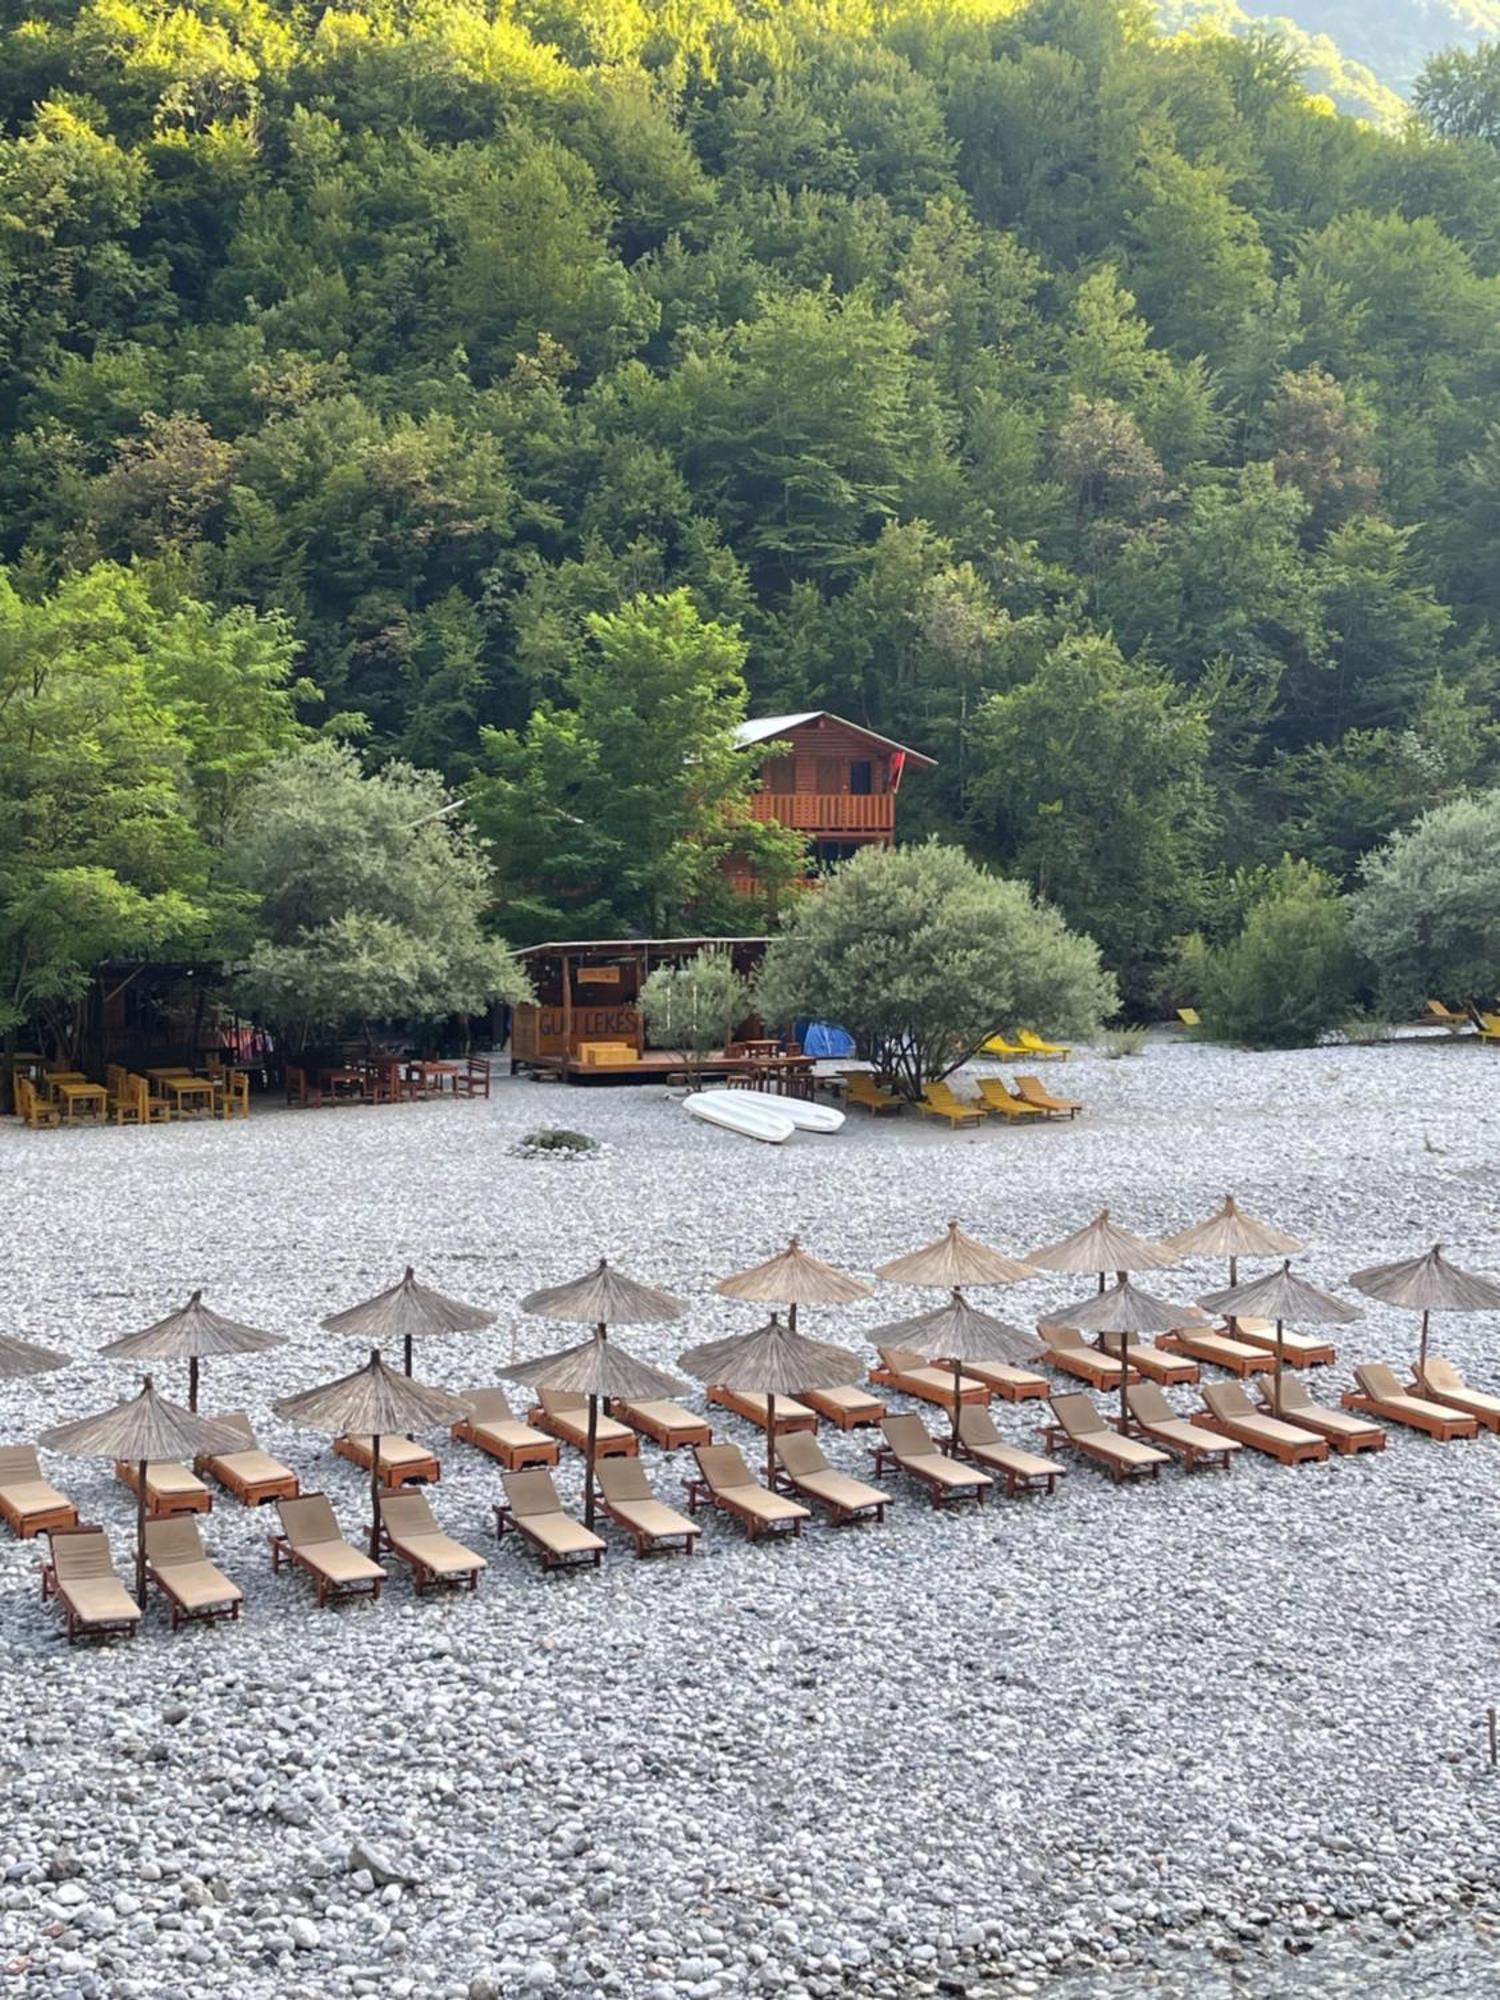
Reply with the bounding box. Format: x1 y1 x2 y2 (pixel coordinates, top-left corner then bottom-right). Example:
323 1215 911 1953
919 1081 985 1128
976 1078 1043 1122
981 1033 1026 1058
1017 1030 1070 1060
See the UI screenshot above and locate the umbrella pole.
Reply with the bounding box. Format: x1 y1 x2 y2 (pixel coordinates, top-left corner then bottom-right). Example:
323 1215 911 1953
188 1355 199 1414
584 1395 599 1529
135 1457 148 1610
1419 1309 1430 1383
1273 1319 1284 1416
597 1323 612 1422
766 1392 777 1491
403 1332 413 1377
1120 1340 1129 1435
369 1432 382 1559
950 1358 963 1450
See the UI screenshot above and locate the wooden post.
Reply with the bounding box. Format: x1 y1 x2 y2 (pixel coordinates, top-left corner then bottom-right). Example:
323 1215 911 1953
1488 1707 1497 1768
561 955 572 1069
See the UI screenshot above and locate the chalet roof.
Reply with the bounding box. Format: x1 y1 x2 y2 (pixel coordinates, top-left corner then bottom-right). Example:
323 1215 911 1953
515 936 769 960
733 711 937 767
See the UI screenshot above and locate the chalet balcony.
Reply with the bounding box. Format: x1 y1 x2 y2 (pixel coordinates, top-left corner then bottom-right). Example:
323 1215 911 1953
748 792 895 832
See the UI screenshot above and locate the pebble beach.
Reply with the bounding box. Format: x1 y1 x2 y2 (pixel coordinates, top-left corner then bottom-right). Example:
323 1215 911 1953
2 1033 1499 2000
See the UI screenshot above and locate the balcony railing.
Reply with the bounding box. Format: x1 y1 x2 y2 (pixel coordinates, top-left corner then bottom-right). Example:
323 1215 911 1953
748 792 894 832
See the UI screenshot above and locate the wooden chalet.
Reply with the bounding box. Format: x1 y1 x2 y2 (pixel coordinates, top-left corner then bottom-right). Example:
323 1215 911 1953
510 937 775 1083
727 711 936 893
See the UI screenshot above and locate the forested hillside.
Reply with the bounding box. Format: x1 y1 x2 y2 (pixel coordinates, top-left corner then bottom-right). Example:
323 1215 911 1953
5 0 1500 1006
1227 0 1500 94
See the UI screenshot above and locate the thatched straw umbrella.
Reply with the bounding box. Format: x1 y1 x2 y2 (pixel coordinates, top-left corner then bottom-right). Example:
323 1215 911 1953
321 1266 495 1376
876 1220 1035 1290
41 1380 244 1606
714 1237 873 1334
1164 1194 1303 1290
867 1289 1042 1447
1348 1243 1500 1380
275 1349 470 1557
679 1313 864 1488
1025 1209 1175 1296
0 1334 68 1381
521 1258 687 1340
1200 1260 1359 1415
504 1334 688 1527
1041 1278 1208 1433
99 1290 285 1412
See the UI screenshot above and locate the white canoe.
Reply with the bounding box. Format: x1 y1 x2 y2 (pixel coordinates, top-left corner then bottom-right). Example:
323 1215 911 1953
684 1093 796 1144
696 1088 844 1134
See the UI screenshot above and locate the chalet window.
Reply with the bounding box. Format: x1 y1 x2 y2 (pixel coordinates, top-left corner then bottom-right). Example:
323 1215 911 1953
849 759 872 795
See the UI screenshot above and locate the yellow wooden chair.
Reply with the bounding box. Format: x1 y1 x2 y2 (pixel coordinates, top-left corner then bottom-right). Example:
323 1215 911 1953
126 1074 172 1124
918 1080 986 1128
217 1071 251 1119
15 1077 61 1129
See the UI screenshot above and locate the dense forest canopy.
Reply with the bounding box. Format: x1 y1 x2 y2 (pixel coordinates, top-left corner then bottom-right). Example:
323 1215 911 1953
3 0 1500 1011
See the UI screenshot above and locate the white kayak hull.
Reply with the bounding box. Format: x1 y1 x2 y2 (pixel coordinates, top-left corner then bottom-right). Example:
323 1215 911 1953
696 1088 844 1134
683 1093 796 1144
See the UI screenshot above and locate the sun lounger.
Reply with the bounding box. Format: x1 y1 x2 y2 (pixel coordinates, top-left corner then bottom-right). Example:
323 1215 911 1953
529 1390 638 1458
1013 1074 1082 1119
1197 1382 1328 1464
596 1458 699 1557
1341 1363 1478 1441
0 1444 77 1539
1116 1341 1199 1385
1426 998 1468 1028
877 1414 991 1507
144 1516 243 1630
918 1081 985 1128
613 1398 712 1450
377 1490 486 1592
1017 1030 1070 1060
114 1458 213 1516
841 1071 903 1115
1229 1316 1337 1369
450 1387 559 1470
271 1493 385 1607
1470 1007 1500 1045
953 1405 1065 1496
870 1345 990 1411
775 1432 888 1525
496 1468 606 1569
42 1527 142 1644
333 1433 440 1486
1043 1393 1170 1483
1411 1357 1500 1433
1155 1326 1274 1377
1255 1377 1384 1455
691 1443 810 1540
194 1412 299 1506
800 1384 886 1430
705 1386 817 1434
981 1033 1026 1057
975 1077 1044 1122
962 1358 1051 1402
1177 1007 1200 1028
1038 1324 1134 1391
1125 1383 1239 1472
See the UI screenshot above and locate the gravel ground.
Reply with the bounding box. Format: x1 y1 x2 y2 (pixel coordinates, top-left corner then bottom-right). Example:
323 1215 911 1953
2 1033 1499 2000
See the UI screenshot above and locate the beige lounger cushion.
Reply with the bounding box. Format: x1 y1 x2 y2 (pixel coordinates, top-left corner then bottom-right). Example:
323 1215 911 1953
971 1442 1063 1479
0 1475 72 1519
279 1496 385 1582
51 1534 141 1627
143 1461 210 1498
0 1445 45 1483
966 1361 1046 1390
807 1385 877 1413
791 1467 885 1510
502 1469 606 1554
715 1390 815 1424
1354 1365 1450 1418
1259 1384 1372 1434
473 1418 549 1452
695 1444 810 1521
214 1447 291 1484
145 1518 242 1607
538 1393 632 1445
879 1348 982 1397
616 1399 701 1435
612 1497 697 1538
380 1492 485 1575
1151 1418 1239 1454
343 1435 432 1469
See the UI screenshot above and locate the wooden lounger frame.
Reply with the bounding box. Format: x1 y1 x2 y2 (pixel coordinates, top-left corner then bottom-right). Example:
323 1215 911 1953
41 1528 140 1646
493 1501 606 1569
194 1442 299 1508
1339 1391 1477 1442
1041 1421 1164 1484
1126 1421 1235 1474
601 1499 699 1558
1038 1343 1135 1393
1193 1410 1328 1465
527 1406 639 1458
148 1565 243 1632
0 1483 77 1540
332 1435 440 1487
946 1439 1063 1497
1259 1391 1384 1456
449 1413 559 1471
1122 1346 1200 1386
114 1459 212 1517
964 1362 1050 1404
873 1446 989 1509
376 1526 483 1594
704 1386 817 1434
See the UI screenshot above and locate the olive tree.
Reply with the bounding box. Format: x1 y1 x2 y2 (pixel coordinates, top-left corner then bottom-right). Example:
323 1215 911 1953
755 841 1114 1100
638 947 748 1085
1349 789 1500 1010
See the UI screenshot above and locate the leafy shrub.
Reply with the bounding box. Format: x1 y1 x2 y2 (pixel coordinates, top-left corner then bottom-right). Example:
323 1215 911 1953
516 1127 598 1154
1349 789 1500 1012
1196 859 1362 1048
1103 1025 1149 1057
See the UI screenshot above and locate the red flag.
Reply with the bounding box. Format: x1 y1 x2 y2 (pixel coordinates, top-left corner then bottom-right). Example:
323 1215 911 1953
889 750 906 792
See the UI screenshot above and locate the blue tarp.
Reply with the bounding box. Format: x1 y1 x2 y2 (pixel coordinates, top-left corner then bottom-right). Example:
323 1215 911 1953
798 1020 856 1059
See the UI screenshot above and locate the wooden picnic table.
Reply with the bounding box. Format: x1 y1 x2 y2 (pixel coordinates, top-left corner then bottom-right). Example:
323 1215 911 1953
54 1081 108 1123
404 1061 461 1097
41 1072 87 1099
319 1067 370 1104
157 1075 217 1116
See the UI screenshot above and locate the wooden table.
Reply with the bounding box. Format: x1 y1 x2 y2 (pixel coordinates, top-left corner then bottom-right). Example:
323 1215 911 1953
42 1072 87 1100
54 1081 108 1123
404 1061 461 1097
159 1076 216 1117
319 1067 370 1104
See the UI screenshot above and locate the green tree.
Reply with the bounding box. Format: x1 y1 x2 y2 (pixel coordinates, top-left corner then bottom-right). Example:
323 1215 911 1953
1348 789 1500 1010
967 635 1212 1003
229 742 529 1046
474 589 804 942
638 947 748 1085
755 841 1115 1100
1193 857 1361 1047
